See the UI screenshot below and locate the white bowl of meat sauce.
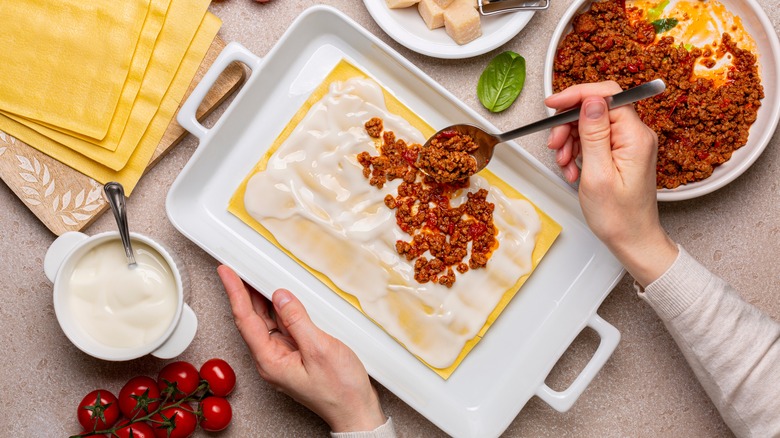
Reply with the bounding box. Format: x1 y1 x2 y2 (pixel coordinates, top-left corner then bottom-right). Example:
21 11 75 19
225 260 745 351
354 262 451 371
543 0 780 201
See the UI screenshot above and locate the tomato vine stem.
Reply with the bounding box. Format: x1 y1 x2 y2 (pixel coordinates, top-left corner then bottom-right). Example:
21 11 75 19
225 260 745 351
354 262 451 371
71 382 210 438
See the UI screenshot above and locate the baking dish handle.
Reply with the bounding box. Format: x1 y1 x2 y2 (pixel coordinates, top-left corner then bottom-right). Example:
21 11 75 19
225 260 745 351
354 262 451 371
177 41 263 141
534 313 620 412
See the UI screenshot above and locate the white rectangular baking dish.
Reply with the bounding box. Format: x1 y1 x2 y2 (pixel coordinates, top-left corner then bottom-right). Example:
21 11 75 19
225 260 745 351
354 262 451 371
168 6 624 437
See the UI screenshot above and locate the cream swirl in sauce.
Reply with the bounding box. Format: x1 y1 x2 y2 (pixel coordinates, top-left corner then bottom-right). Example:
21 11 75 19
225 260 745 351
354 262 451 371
244 77 542 368
629 0 757 85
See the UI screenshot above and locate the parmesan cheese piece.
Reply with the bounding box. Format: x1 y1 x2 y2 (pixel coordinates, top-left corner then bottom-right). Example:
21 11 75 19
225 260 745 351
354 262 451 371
386 0 420 8
418 0 448 29
444 0 482 45
450 0 478 8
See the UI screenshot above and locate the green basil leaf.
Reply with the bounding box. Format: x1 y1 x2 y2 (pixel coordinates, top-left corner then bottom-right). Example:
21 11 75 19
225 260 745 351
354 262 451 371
646 0 669 22
652 18 679 33
477 51 526 113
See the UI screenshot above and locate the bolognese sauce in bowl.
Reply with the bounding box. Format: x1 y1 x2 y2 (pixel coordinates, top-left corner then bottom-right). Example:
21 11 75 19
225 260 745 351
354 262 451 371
543 0 780 201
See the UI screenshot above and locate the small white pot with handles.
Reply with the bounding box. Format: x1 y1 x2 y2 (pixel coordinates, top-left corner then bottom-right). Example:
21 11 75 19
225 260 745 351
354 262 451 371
44 231 197 361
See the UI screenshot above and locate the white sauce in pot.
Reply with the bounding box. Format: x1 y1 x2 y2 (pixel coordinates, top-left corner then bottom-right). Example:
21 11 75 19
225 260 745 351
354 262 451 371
244 78 541 368
67 240 178 349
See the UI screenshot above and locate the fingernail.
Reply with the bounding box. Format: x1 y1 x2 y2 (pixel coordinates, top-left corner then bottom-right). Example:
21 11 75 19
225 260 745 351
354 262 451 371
565 166 577 182
585 100 606 120
547 128 557 148
273 289 292 309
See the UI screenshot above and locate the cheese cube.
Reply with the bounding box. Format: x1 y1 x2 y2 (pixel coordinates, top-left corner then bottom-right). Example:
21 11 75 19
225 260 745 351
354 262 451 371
434 0 455 6
386 0 420 8
444 1 482 45
451 0 478 8
418 0 447 29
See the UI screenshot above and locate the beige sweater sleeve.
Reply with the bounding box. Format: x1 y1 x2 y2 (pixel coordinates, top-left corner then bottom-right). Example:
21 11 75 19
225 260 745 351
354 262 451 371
330 417 396 438
639 246 780 437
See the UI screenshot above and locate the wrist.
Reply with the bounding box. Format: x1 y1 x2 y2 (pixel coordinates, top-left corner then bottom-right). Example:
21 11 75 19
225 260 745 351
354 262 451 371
329 389 386 433
607 228 678 288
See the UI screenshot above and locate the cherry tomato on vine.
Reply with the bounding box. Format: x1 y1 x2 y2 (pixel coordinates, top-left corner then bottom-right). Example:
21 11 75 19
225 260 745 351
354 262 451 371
157 361 200 400
118 376 161 419
77 389 120 431
112 419 156 438
199 396 233 432
199 358 236 397
150 403 197 438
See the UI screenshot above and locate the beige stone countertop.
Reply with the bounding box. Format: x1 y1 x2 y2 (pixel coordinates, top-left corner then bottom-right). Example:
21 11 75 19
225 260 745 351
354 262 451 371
2 1 779 436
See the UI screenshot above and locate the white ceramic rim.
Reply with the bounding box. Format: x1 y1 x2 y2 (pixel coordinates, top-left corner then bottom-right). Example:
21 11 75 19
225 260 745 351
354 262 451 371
542 0 780 202
52 231 185 361
362 0 536 59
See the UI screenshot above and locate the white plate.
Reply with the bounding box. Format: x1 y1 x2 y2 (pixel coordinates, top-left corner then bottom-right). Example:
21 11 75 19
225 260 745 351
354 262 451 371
169 6 624 437
543 0 780 202
363 0 535 59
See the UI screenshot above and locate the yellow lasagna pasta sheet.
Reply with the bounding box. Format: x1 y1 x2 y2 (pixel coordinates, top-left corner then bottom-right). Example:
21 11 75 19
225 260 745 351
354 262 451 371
0 0 212 171
3 0 172 151
0 12 222 195
0 0 148 139
229 61 561 379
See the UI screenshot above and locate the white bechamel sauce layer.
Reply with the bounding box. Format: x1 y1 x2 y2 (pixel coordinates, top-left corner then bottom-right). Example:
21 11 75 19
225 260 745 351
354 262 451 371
244 77 542 368
68 240 178 349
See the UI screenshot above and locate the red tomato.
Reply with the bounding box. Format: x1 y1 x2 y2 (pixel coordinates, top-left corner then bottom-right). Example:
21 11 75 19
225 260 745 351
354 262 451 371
157 361 200 400
150 403 197 438
118 376 161 419
199 396 233 432
199 358 236 397
77 389 120 432
113 419 156 438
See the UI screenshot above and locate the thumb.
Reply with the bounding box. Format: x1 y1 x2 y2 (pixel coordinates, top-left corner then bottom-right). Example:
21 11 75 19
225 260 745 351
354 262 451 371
272 289 321 353
578 97 613 176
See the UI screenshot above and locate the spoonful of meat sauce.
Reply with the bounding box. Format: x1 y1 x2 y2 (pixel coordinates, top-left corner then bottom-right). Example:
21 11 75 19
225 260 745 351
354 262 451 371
417 79 667 182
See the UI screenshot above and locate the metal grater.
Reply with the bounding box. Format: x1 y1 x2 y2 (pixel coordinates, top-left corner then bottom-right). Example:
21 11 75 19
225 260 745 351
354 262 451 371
478 0 551 15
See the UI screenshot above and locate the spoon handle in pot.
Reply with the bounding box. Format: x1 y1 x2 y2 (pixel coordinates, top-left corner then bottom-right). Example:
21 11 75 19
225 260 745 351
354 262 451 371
103 182 137 266
495 79 666 142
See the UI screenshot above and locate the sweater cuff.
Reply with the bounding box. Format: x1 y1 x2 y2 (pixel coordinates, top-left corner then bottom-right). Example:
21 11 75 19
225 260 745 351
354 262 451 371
330 417 395 438
638 245 713 320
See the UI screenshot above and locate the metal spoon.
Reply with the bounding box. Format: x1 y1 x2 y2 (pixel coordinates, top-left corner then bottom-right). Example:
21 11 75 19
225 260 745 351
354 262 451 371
419 79 667 182
103 182 136 267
